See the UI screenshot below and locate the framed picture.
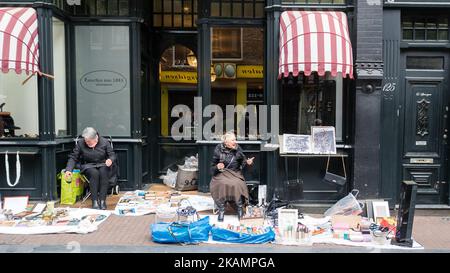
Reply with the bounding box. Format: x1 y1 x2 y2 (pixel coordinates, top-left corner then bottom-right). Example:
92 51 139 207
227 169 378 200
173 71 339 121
3 196 29 214
282 134 312 154
311 126 336 154
372 201 390 220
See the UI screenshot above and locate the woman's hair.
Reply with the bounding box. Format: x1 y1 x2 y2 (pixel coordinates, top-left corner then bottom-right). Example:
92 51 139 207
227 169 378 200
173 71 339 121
222 131 236 143
82 127 97 140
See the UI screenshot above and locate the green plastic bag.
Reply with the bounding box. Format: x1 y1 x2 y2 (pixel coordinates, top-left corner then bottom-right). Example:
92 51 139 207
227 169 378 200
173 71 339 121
58 169 85 205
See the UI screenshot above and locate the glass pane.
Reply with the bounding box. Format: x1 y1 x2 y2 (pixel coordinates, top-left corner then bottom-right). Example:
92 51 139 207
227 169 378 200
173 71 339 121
427 30 437 40
232 3 242 18
163 0 172 13
255 3 264 18
406 56 444 70
164 14 172 27
153 0 162 12
212 27 242 59
118 0 129 16
403 29 413 40
414 19 425 28
183 15 192 27
108 0 118 16
426 20 437 29
438 30 448 40
438 18 448 28
415 29 425 40
154 14 162 27
97 0 107 15
244 3 253 18
75 26 131 136
402 19 413 28
53 18 68 137
333 0 345 3
183 0 192 14
222 3 231 17
174 0 182 13
321 0 333 3
174 15 182 27
211 2 220 17
88 0 96 15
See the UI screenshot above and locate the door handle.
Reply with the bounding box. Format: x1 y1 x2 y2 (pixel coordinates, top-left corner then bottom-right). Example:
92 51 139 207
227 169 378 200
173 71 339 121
444 134 448 139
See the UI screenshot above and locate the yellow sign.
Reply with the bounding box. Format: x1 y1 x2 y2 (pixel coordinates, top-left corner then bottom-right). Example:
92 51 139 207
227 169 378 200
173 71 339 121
160 71 197 84
237 65 264 78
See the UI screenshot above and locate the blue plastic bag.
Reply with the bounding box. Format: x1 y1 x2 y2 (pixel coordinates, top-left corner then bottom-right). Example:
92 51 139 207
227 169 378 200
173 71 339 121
211 226 276 244
151 216 211 244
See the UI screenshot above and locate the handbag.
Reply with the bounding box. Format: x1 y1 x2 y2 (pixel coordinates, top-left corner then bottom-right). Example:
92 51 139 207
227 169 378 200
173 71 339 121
323 155 347 186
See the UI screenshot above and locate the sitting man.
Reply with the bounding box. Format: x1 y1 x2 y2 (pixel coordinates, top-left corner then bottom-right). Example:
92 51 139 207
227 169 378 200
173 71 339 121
64 127 116 210
210 131 255 222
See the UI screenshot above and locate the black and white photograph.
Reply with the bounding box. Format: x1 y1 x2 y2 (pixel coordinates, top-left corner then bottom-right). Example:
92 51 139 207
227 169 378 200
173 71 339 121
282 134 312 154
311 126 336 154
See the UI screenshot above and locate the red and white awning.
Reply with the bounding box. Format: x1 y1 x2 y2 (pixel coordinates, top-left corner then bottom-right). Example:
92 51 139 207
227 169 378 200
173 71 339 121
279 11 354 79
0 7 39 76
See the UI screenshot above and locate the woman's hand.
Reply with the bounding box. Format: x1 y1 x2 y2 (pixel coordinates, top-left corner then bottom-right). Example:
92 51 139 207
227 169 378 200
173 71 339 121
64 171 72 180
217 162 225 170
105 159 113 167
246 157 255 166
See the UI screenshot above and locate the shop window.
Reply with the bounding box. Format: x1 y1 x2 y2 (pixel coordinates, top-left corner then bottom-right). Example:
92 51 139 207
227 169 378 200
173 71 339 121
153 0 197 28
281 73 344 142
212 27 243 60
211 27 264 139
66 0 131 16
53 18 68 137
0 74 39 138
402 16 449 41
159 45 197 137
210 0 265 18
75 25 131 137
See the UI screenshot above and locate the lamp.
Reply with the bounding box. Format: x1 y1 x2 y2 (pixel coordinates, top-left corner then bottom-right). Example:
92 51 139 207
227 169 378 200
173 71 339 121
210 66 216 82
186 51 197 67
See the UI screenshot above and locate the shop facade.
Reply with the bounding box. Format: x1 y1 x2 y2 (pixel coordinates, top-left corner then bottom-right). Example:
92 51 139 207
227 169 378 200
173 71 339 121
0 0 448 207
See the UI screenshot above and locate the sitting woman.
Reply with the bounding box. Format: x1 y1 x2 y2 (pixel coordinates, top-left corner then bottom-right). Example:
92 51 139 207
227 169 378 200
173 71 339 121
210 132 255 222
64 127 116 210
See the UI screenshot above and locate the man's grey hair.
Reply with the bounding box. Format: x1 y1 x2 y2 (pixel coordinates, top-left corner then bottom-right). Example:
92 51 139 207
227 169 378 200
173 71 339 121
222 131 236 143
82 127 97 140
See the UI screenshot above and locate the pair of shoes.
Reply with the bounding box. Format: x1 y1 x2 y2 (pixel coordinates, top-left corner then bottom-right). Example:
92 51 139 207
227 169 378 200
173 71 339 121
99 200 107 210
92 200 100 209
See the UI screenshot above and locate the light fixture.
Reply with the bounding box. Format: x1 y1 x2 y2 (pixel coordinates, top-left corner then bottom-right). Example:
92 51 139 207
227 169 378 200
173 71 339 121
211 66 216 82
186 51 197 67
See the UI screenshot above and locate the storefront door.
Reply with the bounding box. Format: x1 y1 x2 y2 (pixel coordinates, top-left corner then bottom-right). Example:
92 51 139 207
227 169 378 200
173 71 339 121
400 51 449 204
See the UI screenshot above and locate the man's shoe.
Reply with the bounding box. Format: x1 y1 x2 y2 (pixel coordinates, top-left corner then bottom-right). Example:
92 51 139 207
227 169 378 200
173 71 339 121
218 208 225 222
92 200 100 209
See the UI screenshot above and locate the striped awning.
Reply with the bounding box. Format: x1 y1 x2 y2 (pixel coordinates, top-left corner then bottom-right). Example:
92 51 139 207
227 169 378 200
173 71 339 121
0 7 39 76
279 11 354 79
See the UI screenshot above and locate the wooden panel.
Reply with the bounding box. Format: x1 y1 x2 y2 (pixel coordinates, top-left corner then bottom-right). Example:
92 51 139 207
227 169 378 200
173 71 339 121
403 164 440 204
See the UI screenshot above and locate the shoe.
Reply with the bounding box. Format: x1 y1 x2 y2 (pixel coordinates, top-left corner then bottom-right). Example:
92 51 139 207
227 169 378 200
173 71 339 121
92 200 100 209
217 202 225 222
237 200 244 221
99 200 107 210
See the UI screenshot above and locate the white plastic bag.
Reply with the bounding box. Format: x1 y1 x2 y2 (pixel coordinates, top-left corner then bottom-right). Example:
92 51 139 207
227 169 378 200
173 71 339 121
161 169 178 188
324 189 364 217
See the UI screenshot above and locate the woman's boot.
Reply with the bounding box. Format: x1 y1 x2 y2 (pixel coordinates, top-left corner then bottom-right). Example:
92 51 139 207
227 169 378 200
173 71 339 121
237 200 244 221
92 199 100 209
217 202 225 222
99 199 107 210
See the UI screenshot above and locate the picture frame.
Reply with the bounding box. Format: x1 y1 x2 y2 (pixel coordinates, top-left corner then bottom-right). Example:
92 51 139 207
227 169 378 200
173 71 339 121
372 201 390 220
282 134 312 154
311 126 336 154
3 196 29 214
